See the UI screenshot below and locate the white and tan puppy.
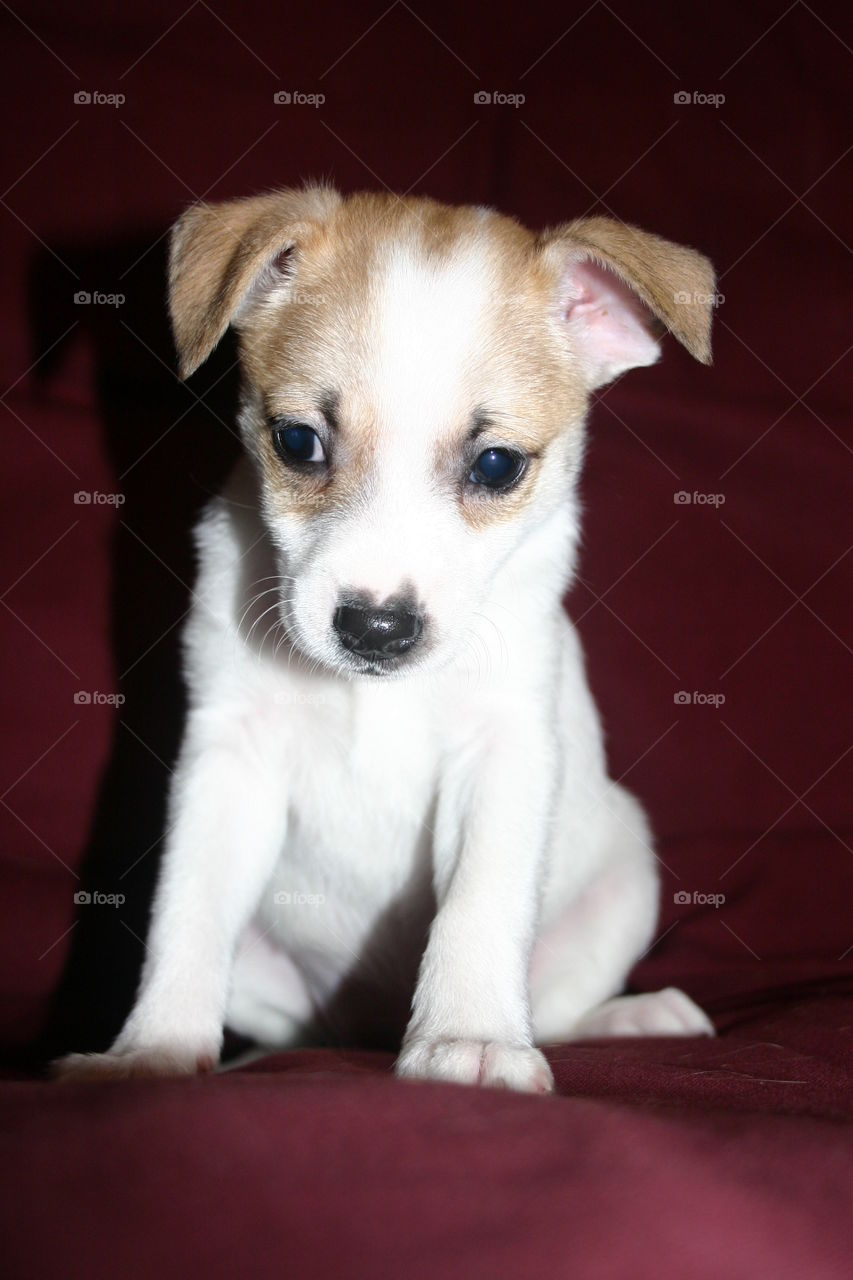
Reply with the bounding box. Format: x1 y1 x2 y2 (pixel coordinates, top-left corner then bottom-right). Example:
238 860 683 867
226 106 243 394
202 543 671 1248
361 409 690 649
57 185 716 1092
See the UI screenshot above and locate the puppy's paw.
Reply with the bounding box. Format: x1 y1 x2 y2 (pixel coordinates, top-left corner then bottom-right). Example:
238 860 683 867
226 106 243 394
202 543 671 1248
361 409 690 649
52 1044 219 1082
571 987 715 1040
396 1037 554 1094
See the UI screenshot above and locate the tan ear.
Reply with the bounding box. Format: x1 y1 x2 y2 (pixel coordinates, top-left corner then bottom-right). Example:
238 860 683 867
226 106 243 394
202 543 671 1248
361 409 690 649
536 217 716 388
168 183 341 378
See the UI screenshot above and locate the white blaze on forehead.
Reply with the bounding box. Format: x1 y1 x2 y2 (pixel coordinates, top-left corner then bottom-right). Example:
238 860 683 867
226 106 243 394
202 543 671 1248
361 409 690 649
369 241 494 441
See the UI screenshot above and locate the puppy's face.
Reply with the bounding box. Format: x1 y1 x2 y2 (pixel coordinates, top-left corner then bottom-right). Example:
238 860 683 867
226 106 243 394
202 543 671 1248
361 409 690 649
170 187 714 677
239 202 586 678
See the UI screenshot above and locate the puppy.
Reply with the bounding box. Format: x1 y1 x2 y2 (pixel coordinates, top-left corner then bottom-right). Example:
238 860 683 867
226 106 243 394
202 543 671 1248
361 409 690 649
57 185 715 1092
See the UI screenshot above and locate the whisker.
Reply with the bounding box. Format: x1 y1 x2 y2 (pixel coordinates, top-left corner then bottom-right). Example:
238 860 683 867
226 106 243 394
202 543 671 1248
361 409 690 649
245 599 285 648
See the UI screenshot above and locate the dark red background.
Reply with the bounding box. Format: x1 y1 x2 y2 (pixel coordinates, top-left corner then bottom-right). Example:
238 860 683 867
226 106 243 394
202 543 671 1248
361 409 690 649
1 2 852 1276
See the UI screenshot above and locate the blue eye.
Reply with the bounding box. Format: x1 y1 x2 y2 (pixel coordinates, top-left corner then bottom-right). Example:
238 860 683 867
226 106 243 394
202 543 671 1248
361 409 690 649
272 421 326 465
469 447 525 490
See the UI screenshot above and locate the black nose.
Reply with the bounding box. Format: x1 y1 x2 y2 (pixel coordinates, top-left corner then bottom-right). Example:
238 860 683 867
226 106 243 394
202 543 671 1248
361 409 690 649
333 598 424 660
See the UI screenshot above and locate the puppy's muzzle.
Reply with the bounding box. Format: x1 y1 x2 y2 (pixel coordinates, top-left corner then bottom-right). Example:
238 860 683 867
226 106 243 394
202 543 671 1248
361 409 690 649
333 597 424 663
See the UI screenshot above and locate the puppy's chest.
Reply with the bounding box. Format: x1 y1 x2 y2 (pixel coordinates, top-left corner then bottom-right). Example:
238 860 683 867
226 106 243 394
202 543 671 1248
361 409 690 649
277 686 439 889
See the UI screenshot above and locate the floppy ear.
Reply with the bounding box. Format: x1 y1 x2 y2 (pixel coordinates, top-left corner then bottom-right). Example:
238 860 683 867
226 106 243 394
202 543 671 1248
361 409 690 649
536 217 716 390
168 183 341 379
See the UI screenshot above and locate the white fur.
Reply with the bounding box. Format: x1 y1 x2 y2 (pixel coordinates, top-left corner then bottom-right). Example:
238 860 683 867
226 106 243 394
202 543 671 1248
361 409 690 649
56 208 712 1092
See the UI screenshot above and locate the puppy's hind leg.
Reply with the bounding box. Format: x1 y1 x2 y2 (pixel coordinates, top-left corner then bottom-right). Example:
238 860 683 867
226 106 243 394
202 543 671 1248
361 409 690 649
531 786 713 1043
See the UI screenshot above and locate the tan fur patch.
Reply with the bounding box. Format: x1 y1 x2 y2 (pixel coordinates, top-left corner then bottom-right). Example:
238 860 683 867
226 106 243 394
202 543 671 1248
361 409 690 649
168 184 342 379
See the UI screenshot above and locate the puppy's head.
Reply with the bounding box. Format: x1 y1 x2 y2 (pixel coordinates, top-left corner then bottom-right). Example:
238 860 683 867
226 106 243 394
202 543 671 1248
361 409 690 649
169 184 714 677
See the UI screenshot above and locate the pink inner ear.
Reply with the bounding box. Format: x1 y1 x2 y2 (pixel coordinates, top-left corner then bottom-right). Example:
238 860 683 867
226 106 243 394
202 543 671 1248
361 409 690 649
562 259 661 386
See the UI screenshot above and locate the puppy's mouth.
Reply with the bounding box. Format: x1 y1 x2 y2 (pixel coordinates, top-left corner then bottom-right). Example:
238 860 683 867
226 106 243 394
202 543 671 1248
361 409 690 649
339 652 419 678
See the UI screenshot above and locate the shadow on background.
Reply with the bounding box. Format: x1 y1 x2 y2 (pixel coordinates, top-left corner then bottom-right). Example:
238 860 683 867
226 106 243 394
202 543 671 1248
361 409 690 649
20 230 242 1068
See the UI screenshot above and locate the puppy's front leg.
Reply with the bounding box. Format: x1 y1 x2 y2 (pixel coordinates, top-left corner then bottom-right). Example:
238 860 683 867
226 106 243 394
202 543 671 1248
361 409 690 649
397 715 556 1094
55 709 287 1080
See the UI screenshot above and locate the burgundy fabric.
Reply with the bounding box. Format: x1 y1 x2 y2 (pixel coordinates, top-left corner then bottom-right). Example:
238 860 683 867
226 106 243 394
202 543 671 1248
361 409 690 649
1 2 852 1276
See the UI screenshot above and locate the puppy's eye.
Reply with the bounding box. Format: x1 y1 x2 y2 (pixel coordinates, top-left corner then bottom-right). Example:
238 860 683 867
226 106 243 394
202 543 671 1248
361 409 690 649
468 447 525 490
272 422 326 466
